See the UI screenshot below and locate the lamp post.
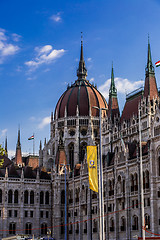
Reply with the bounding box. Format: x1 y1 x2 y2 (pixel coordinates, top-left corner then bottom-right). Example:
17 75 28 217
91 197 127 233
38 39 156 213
93 106 107 240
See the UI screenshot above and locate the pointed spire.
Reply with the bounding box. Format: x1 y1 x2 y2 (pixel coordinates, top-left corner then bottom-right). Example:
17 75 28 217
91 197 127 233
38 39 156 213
51 111 53 122
39 140 42 151
17 127 21 148
109 63 117 97
146 35 154 76
77 32 87 80
5 136 7 155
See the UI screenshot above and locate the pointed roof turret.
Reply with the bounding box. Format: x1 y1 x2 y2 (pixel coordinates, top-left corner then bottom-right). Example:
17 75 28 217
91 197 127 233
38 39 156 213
15 127 22 166
109 64 117 97
144 36 158 100
108 64 120 121
77 33 87 80
145 35 154 77
5 136 8 155
17 127 21 148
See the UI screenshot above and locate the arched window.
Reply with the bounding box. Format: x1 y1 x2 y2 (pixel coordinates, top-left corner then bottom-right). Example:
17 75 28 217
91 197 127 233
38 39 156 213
80 142 87 163
122 179 125 193
121 217 126 231
145 214 150 229
30 191 34 204
130 174 134 192
110 218 114 232
61 190 65 204
143 172 145 189
134 173 138 191
68 143 74 170
40 191 44 204
0 189 2 203
45 191 49 205
14 190 18 204
132 215 138 230
9 223 16 234
25 223 32 235
117 175 121 194
75 188 80 203
93 219 97 232
41 223 47 235
145 170 149 189
24 190 28 204
52 144 55 155
8 190 12 204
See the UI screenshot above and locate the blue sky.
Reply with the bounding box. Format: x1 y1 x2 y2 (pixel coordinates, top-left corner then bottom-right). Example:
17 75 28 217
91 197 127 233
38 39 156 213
0 0 160 157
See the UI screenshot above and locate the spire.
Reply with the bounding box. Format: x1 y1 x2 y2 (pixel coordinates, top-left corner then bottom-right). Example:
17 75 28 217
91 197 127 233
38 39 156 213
144 36 158 100
108 64 120 121
17 127 21 148
5 136 7 155
145 35 154 76
39 140 42 151
77 32 87 80
109 63 117 97
51 111 53 122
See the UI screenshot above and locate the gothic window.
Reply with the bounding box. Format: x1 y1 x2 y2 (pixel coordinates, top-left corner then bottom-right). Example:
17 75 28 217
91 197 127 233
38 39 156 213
134 173 138 191
25 223 32 234
0 189 2 203
40 191 44 204
143 172 145 189
121 217 126 231
75 188 80 203
122 179 125 193
24 190 28 204
93 220 97 232
145 214 150 229
110 218 114 232
68 143 74 170
52 144 55 155
80 142 87 163
61 190 65 204
132 215 138 230
41 223 47 235
130 174 134 192
9 223 16 234
8 190 12 204
45 191 49 204
30 191 34 204
84 222 87 233
14 190 18 204
117 175 121 194
145 170 149 189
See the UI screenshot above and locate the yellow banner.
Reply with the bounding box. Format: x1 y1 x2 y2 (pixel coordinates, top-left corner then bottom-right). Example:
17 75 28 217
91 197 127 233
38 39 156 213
87 146 98 193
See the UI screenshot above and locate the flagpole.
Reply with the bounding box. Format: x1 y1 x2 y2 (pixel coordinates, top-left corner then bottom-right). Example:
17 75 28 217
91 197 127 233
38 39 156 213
33 133 35 156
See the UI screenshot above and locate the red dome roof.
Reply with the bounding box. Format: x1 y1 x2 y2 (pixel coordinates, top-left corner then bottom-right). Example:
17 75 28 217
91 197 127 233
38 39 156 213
54 80 108 119
54 39 108 119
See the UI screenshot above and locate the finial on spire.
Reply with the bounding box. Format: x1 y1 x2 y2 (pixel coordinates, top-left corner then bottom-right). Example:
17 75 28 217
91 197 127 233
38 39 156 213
77 33 87 80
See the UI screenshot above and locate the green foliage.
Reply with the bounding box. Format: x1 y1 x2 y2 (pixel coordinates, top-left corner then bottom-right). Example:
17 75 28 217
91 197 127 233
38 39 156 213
0 144 6 167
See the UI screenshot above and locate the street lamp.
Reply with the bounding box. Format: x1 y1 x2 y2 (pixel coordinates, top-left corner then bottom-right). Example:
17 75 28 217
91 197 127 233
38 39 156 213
93 106 108 240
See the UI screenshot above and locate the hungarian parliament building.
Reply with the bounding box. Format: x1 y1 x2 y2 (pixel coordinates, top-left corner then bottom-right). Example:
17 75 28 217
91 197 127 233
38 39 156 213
0 38 160 240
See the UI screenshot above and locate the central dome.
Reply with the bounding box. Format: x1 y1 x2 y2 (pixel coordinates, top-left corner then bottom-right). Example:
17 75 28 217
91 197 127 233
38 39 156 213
54 40 108 119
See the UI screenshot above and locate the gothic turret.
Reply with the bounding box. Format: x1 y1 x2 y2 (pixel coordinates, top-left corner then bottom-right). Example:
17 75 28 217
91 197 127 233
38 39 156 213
108 65 120 121
15 128 22 166
5 136 8 157
144 37 158 100
77 34 87 80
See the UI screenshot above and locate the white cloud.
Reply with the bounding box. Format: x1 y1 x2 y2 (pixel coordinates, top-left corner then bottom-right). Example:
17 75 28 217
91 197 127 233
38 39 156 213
98 77 144 100
0 129 7 138
90 77 94 82
8 150 15 159
87 57 92 62
12 33 22 42
0 28 19 63
38 116 50 129
25 45 65 70
50 12 62 22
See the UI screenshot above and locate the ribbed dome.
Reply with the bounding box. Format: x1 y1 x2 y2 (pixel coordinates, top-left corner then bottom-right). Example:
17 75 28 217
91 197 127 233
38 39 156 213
54 79 108 119
54 38 108 119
